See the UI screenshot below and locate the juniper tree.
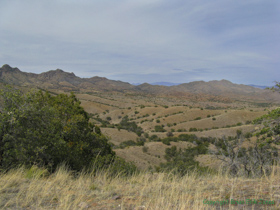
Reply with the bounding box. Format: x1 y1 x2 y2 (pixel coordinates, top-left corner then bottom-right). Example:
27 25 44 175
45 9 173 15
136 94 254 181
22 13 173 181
0 86 114 171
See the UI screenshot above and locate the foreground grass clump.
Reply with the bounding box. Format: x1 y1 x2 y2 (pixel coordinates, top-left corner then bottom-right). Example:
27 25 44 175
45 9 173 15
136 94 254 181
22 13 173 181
1 166 279 209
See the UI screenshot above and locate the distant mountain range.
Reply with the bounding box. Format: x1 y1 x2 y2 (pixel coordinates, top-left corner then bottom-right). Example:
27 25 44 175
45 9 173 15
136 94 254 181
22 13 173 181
133 82 270 89
132 82 181 86
1 64 279 103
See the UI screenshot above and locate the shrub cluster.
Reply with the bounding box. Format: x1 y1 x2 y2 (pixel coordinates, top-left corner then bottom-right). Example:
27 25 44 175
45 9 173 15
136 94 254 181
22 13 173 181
117 115 143 136
0 87 137 175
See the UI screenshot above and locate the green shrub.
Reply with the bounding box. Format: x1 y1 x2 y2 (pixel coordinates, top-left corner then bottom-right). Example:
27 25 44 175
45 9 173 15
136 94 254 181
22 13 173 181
166 132 174 137
189 128 198 132
245 120 251 125
95 125 101 135
244 132 253 138
149 134 160 141
119 140 138 148
236 129 242 137
0 88 114 172
155 125 166 132
144 133 149 138
162 138 170 145
160 144 209 175
118 115 143 136
178 134 198 142
260 127 270 135
142 146 149 153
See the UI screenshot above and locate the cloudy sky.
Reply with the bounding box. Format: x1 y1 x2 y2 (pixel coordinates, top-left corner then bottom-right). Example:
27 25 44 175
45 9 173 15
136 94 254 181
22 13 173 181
0 0 279 85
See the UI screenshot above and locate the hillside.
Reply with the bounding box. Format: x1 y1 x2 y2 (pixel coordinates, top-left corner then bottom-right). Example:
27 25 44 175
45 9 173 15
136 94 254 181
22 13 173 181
1 65 280 210
1 64 280 172
1 64 280 103
0 64 135 93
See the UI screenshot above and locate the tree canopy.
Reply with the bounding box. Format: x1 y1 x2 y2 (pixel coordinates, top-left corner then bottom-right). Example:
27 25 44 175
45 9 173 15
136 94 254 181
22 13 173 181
0 87 114 171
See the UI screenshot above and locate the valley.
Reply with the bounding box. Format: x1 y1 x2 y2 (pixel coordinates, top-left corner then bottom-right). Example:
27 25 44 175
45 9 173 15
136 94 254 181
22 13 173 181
1 64 280 172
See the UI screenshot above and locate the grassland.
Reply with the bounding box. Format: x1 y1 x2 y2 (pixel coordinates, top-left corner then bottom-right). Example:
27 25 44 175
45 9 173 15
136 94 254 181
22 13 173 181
0 165 279 209
71 91 276 171
1 68 280 209
2 88 279 209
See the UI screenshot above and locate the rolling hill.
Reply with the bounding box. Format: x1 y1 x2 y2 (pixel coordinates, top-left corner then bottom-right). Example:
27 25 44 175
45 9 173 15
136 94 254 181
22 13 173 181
1 64 280 104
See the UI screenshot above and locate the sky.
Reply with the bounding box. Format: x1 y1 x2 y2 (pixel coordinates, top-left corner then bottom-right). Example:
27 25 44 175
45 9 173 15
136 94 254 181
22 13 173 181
0 0 279 86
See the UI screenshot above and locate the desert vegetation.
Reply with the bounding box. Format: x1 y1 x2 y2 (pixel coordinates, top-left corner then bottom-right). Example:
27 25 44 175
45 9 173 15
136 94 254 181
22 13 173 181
0 86 135 174
0 165 279 209
1 77 280 209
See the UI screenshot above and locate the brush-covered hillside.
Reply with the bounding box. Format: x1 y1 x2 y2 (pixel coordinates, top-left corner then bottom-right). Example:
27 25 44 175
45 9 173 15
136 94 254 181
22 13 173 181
1 66 280 209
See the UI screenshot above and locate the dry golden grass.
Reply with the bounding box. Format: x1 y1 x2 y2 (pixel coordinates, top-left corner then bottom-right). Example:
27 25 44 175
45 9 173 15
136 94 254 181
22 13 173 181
1 166 279 210
101 128 139 145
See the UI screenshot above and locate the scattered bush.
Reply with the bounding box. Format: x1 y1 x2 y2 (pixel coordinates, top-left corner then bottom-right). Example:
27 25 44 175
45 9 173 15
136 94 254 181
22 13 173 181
162 138 171 145
149 134 161 142
154 125 166 132
189 128 198 132
118 115 143 136
244 132 253 138
119 140 138 148
142 146 149 153
166 132 174 137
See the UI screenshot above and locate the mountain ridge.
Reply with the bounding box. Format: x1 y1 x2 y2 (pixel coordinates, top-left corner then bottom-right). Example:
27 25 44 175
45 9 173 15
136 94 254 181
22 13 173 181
1 64 279 103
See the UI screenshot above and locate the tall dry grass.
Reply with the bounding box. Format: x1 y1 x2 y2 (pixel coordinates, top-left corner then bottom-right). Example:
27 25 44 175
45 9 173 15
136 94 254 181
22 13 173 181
0 165 279 209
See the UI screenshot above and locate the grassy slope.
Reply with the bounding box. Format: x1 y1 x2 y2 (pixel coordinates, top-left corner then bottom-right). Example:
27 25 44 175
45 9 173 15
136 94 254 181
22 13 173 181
0 166 279 209
75 92 275 171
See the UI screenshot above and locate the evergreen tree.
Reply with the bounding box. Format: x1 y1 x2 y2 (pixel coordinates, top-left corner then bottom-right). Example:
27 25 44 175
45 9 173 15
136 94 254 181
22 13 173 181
0 87 114 171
